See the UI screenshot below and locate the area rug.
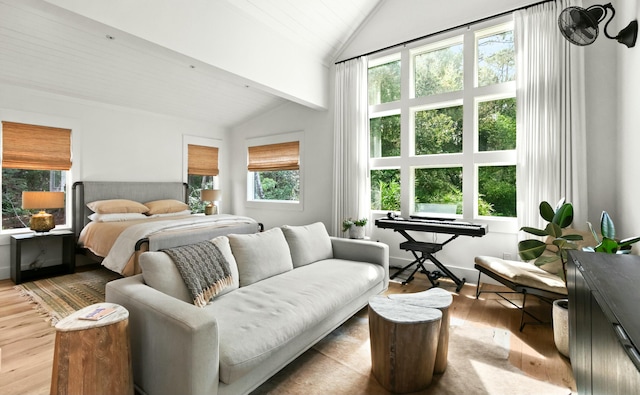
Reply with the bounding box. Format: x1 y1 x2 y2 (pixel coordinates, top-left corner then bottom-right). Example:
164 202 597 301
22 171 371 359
252 313 572 395
14 268 121 325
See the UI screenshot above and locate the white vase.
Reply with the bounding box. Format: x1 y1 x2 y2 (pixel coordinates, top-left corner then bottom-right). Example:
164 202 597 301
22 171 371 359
349 225 365 239
553 299 569 358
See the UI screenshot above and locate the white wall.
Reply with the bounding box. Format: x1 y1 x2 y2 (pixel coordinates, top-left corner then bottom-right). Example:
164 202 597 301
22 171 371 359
229 102 334 231
0 83 225 279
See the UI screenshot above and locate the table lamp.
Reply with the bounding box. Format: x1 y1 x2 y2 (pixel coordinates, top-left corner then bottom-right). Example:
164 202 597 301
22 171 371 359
200 189 221 215
22 191 65 232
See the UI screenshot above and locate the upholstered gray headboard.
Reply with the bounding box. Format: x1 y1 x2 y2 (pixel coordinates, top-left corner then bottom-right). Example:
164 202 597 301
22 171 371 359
72 181 188 239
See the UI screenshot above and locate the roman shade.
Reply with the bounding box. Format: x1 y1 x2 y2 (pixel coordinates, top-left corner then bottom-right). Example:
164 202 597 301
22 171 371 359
247 141 299 172
1 121 72 170
188 144 219 176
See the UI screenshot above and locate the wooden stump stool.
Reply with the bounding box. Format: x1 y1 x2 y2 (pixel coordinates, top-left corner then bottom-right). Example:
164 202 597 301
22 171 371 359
389 287 453 373
368 296 442 393
50 303 133 395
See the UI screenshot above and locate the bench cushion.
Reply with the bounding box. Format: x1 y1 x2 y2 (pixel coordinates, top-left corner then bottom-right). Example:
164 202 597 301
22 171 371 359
475 256 567 296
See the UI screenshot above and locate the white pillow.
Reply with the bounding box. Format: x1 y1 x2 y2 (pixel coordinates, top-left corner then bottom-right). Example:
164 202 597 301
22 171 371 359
147 210 192 218
228 227 293 287
88 212 148 222
281 222 333 267
140 236 239 303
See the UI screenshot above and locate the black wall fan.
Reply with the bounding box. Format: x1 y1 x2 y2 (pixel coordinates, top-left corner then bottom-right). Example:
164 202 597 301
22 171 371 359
558 2 638 47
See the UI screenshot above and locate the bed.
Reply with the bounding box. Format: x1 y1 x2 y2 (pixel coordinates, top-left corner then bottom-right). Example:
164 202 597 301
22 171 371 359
72 181 261 276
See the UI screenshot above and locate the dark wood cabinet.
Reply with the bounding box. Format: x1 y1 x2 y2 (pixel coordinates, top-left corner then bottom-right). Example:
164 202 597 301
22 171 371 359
567 251 640 394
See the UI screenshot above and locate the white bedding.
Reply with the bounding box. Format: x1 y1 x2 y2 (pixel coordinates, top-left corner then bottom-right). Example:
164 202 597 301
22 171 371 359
98 214 257 274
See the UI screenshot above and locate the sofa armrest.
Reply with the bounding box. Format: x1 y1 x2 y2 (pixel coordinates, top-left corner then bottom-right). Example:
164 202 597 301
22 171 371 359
330 237 389 289
106 275 220 395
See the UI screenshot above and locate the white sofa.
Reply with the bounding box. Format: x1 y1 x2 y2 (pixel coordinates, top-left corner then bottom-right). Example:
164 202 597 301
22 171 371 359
106 222 389 395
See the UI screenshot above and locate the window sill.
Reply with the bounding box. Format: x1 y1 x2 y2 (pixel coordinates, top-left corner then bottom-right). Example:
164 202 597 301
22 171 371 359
245 200 303 212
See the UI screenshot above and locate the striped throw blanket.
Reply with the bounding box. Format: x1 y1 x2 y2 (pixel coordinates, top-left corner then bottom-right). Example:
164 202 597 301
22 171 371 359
162 241 232 307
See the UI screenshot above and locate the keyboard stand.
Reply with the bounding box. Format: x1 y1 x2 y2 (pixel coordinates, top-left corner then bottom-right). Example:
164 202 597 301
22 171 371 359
390 229 466 292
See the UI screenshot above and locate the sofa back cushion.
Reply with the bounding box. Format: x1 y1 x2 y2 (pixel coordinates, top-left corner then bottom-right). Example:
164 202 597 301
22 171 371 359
140 236 239 303
228 227 293 287
281 222 333 268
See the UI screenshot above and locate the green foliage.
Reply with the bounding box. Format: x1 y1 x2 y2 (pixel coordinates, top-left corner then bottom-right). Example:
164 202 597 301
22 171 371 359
477 31 515 86
414 43 463 97
253 170 299 201
478 98 516 151
415 106 462 155
371 169 400 211
342 217 368 232
368 60 401 105
370 115 401 158
478 166 516 217
187 174 214 213
518 199 583 280
2 169 65 230
585 211 640 254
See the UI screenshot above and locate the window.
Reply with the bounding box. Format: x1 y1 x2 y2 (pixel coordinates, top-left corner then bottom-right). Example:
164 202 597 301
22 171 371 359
247 141 300 202
187 144 219 213
368 20 516 221
1 121 71 231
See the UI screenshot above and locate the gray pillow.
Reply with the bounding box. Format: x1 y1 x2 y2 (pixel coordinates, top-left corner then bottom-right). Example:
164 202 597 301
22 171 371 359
140 236 239 303
228 227 293 287
281 222 333 267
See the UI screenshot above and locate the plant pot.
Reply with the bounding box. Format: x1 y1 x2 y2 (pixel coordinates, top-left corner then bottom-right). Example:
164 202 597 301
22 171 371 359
552 299 569 358
349 225 365 239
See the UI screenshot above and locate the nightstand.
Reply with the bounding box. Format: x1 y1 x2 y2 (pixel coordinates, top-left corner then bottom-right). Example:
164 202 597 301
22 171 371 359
10 230 75 284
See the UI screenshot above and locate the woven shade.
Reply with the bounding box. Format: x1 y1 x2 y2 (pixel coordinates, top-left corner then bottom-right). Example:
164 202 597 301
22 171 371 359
2 121 72 170
248 141 299 172
188 144 219 176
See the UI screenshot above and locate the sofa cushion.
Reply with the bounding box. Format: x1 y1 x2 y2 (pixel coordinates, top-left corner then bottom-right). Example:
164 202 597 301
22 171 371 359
281 222 333 267
228 227 293 287
207 258 385 384
140 236 239 303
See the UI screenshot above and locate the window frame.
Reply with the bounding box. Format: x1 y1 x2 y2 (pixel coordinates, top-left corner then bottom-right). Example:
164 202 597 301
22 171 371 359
0 110 78 236
183 135 222 213
245 131 304 212
368 17 517 233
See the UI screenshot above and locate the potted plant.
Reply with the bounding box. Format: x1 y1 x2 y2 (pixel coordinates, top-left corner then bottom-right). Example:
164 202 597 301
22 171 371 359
517 198 583 358
342 217 368 239
584 211 640 254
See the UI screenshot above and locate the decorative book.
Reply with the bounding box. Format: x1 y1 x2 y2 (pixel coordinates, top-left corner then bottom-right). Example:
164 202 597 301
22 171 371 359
79 306 117 321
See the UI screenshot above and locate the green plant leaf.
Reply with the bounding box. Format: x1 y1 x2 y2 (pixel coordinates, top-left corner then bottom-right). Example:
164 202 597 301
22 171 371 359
562 233 584 241
520 226 549 237
595 237 618 254
545 222 563 238
539 201 555 222
534 255 560 266
600 211 616 239
618 236 640 248
587 221 601 244
553 203 574 228
518 239 547 261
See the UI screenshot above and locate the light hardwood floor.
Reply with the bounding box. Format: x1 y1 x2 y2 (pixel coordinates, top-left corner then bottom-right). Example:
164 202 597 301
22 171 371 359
0 272 576 395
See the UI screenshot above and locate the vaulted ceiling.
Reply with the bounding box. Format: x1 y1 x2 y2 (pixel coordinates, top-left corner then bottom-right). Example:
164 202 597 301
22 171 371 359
0 0 381 127
0 0 542 129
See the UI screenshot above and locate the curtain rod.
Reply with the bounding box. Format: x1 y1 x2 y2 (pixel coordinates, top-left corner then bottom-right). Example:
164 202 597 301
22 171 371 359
335 0 557 64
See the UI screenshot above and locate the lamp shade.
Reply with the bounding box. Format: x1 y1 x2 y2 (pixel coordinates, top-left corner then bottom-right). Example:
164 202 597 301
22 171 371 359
200 189 221 202
22 191 65 209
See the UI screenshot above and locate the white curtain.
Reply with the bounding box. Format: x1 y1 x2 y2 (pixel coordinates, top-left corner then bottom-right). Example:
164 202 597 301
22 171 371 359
332 57 370 236
514 0 588 232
